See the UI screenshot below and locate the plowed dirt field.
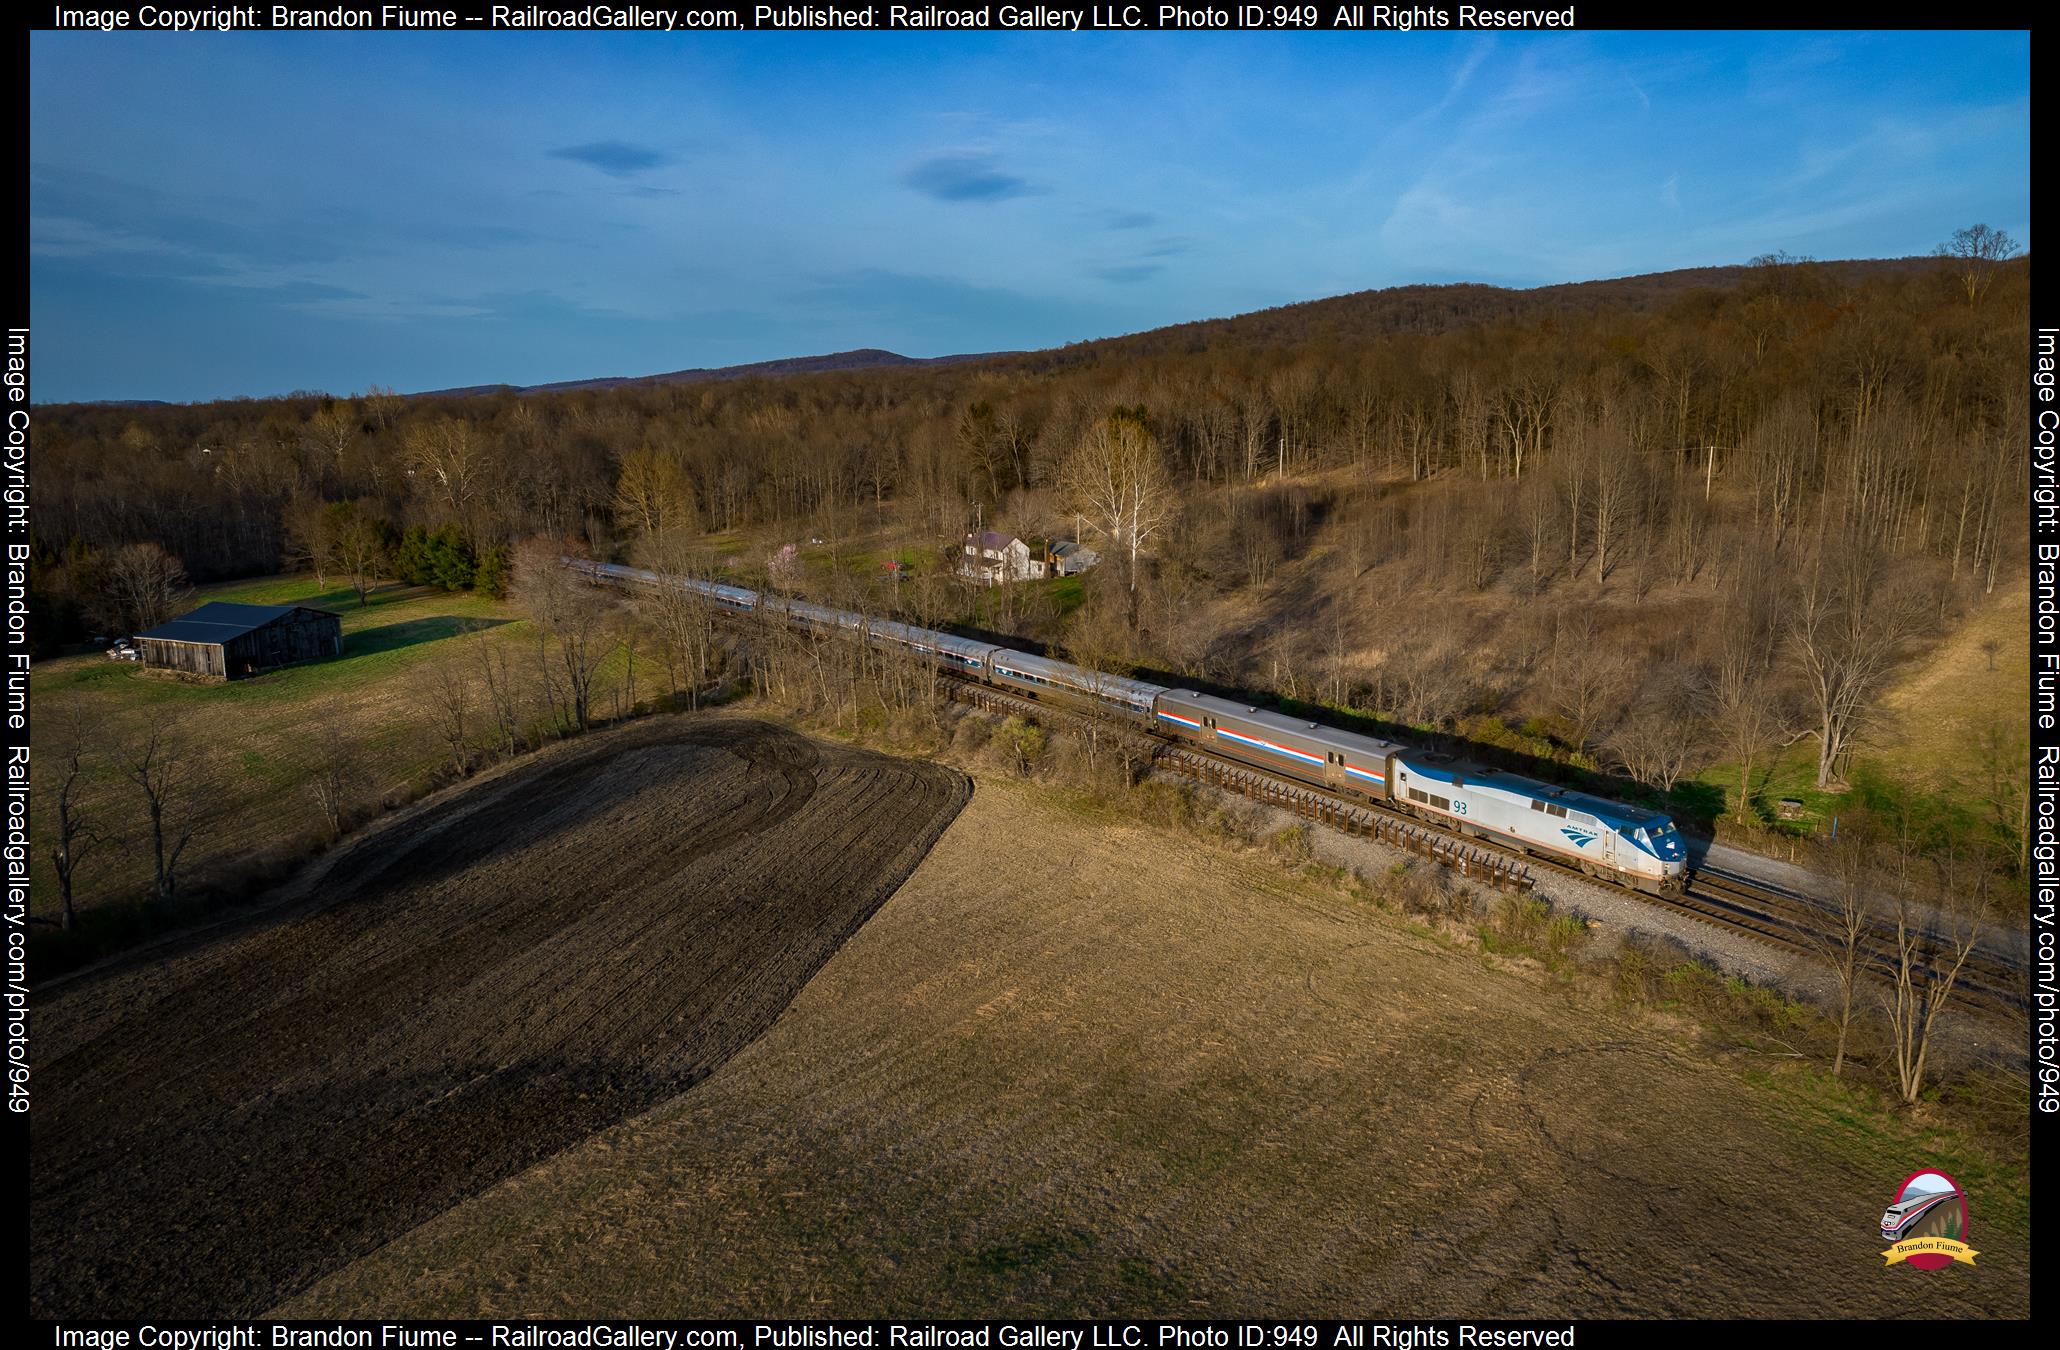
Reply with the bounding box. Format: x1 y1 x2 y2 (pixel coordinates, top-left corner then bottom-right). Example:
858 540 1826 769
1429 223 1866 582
285 776 2029 1319
30 717 969 1317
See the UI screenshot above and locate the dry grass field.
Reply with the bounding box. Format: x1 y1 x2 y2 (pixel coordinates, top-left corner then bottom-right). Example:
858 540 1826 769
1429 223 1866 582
1876 576 2029 781
31 718 968 1318
282 772 2029 1320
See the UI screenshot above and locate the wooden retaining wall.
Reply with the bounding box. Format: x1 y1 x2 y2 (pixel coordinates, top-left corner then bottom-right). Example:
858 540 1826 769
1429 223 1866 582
1154 749 1535 893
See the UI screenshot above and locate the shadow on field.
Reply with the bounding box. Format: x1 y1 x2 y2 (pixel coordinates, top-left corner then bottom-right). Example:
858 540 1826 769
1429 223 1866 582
29 717 971 1318
345 614 513 658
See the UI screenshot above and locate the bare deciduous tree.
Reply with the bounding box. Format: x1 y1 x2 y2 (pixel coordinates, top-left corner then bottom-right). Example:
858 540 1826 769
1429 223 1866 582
613 446 697 541
120 714 204 905
1809 822 1879 1077
404 417 485 522
1517 473 1559 595
634 530 721 709
303 724 362 841
1936 223 2019 308
323 500 388 607
513 540 619 733
1605 677 1703 793
429 661 474 773
95 542 191 637
1877 834 1996 1104
1591 439 1639 584
46 712 104 931
303 401 358 472
1547 609 1627 753
1785 539 1928 790
1706 578 1786 825
1060 409 1174 595
472 627 527 758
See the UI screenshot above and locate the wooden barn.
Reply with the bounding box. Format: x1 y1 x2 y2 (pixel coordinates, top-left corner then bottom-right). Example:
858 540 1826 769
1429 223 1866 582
133 602 343 680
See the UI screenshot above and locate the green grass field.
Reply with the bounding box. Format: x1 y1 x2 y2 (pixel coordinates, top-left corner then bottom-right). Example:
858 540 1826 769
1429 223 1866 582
29 576 548 949
39 577 519 707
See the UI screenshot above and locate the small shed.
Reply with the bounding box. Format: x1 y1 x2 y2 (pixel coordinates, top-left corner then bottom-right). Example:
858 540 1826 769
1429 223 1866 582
133 602 343 680
1049 540 1100 577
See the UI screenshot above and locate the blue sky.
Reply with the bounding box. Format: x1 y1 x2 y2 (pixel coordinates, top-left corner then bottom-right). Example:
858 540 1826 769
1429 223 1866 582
30 29 2030 403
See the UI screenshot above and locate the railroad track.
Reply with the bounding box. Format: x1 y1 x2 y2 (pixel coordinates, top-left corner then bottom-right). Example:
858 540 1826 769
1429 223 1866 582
1689 865 2026 1019
938 672 2027 1023
941 674 1534 891
608 575 2025 1024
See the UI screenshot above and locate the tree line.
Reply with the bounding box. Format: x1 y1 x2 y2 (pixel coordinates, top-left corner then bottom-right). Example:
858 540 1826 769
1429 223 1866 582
30 234 2029 827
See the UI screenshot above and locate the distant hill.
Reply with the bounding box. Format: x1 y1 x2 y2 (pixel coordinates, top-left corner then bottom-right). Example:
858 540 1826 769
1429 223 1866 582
1022 256 1945 367
411 347 1010 399
409 256 1947 399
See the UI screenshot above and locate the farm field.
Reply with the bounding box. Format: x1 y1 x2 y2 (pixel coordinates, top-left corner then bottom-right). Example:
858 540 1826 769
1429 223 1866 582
285 774 2029 1319
30 717 969 1318
28 575 535 926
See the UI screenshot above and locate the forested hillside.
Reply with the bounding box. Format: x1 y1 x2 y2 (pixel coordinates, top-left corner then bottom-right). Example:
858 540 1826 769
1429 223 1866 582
30 248 2030 838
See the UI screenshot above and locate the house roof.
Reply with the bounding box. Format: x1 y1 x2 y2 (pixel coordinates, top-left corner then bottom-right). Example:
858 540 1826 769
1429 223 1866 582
967 530 1020 551
135 601 334 645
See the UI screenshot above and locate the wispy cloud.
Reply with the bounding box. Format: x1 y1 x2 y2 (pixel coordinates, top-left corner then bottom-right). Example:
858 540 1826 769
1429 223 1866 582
1435 39 1494 118
1102 209 1158 229
25 29 2030 402
901 153 1038 203
550 141 671 178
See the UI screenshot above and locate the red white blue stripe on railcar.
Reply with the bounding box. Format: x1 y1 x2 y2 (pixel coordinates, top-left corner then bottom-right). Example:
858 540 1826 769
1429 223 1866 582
1214 726 1326 767
1159 710 1387 783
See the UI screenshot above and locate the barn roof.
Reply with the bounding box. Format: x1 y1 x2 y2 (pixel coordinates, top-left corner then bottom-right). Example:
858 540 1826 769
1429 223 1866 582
135 602 335 645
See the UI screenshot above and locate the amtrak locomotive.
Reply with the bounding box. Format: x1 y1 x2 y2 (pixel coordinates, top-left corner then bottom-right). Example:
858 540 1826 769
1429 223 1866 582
573 559 1690 894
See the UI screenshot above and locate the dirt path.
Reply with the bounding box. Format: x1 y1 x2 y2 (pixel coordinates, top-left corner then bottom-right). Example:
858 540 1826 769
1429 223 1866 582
30 717 969 1319
284 775 2029 1319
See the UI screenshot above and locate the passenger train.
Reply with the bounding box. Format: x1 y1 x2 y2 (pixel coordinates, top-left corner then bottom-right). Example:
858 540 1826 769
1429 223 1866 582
571 558 1690 894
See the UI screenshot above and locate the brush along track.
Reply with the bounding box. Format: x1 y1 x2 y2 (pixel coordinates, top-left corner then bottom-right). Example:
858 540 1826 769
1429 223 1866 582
29 717 969 1319
651 586 2024 1015
941 674 2024 1021
942 675 1530 890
